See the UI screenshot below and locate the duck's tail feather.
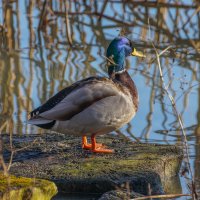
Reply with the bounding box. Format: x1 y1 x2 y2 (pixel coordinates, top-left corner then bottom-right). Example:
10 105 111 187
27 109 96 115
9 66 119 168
28 117 56 129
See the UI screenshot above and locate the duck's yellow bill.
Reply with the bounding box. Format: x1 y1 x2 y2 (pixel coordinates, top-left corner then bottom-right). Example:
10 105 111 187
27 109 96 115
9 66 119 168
131 48 146 58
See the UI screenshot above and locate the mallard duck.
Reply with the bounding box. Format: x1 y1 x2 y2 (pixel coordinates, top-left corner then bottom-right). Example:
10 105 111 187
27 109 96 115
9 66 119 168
28 36 145 153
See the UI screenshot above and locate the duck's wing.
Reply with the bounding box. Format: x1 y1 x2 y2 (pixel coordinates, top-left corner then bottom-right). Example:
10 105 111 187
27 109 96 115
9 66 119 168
28 77 120 126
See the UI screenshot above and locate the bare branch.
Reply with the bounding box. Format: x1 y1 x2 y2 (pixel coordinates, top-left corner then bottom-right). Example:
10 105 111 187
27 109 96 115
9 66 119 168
151 43 198 199
133 193 191 200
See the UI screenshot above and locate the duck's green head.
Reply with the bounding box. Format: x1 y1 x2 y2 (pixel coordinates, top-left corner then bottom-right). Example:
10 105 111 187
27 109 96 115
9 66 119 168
106 36 145 77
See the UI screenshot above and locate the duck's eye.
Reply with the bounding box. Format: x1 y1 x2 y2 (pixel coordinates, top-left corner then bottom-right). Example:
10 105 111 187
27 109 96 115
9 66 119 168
125 41 132 47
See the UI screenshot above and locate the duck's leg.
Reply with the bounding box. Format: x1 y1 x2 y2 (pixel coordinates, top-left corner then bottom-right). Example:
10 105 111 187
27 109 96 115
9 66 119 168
91 134 114 153
82 136 103 150
82 136 92 149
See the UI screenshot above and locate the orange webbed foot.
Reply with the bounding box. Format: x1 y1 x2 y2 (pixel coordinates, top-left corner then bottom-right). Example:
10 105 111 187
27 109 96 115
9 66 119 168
82 135 114 153
91 135 114 154
82 143 92 149
82 136 104 150
82 136 92 149
92 147 114 153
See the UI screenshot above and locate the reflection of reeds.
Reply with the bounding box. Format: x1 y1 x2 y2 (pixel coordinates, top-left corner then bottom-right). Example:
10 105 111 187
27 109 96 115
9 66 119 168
0 1 199 138
64 0 73 46
38 0 48 30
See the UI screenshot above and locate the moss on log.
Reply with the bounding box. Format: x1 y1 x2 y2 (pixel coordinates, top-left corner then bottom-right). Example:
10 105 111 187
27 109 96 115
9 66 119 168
0 173 57 200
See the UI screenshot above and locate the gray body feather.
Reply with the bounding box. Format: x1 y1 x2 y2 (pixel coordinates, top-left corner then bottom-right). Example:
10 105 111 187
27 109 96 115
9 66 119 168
28 77 137 136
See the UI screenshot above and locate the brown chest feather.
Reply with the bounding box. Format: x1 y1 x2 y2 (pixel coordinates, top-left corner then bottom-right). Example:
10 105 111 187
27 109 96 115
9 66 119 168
114 71 139 111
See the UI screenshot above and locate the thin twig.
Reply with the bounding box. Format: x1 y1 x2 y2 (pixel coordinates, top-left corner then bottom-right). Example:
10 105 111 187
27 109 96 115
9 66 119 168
151 42 198 199
101 54 117 66
149 45 173 64
176 83 200 103
14 138 39 153
159 46 173 57
0 119 39 173
133 193 191 200
0 120 9 175
0 155 8 175
7 151 14 172
7 120 13 171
